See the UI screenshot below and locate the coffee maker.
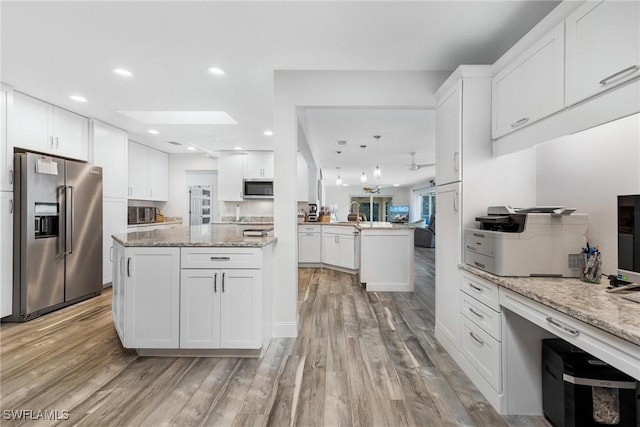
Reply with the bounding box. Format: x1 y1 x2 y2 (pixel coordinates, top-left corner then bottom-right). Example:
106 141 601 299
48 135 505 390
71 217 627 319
307 203 318 222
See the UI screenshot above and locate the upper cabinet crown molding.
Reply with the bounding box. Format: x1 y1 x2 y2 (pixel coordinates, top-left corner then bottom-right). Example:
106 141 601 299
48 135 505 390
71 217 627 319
12 92 88 161
434 65 492 100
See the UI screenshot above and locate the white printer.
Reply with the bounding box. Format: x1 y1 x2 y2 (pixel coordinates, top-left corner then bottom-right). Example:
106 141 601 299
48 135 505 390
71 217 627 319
465 206 588 277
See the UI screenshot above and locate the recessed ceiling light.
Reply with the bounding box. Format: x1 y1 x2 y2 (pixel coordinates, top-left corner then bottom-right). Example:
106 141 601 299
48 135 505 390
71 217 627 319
118 111 237 125
207 67 226 76
263 130 274 136
393 184 400 187
69 95 87 103
113 68 133 78
147 129 159 135
187 146 196 151
342 184 349 187
234 146 242 150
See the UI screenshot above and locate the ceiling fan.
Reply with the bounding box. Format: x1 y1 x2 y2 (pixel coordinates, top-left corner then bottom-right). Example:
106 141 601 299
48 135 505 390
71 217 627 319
400 152 435 171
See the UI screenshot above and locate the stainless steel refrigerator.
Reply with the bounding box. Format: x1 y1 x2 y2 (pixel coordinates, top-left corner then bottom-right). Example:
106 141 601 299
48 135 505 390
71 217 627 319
8 152 103 321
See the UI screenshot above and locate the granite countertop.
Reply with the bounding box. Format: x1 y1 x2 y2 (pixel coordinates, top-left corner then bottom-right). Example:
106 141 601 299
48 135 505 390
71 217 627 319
113 224 276 248
298 221 416 230
127 220 183 228
459 264 640 346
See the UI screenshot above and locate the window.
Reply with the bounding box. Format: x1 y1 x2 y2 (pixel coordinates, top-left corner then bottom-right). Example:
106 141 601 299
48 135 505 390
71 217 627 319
421 193 436 225
350 196 392 222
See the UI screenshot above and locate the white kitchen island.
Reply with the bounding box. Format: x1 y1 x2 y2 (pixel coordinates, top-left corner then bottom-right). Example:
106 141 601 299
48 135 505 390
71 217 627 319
111 224 275 357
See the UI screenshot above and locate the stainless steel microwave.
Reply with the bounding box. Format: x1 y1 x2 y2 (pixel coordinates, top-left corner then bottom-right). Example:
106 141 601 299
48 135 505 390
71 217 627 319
243 179 273 199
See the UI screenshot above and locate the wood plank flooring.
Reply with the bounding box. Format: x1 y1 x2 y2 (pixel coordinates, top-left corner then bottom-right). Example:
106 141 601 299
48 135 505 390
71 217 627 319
0 247 549 426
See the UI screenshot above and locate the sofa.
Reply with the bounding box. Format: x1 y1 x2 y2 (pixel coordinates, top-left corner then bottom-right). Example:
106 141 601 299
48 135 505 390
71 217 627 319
414 215 435 248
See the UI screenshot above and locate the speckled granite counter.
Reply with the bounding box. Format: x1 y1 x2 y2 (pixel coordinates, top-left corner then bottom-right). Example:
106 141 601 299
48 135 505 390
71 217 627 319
113 224 276 248
127 219 183 228
459 264 640 346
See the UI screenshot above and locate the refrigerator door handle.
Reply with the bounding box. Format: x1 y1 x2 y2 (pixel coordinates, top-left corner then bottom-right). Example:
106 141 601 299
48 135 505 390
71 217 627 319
66 185 74 254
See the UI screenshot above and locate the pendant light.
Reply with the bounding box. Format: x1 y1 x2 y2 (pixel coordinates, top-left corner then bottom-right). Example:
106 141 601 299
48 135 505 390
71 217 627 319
373 135 382 179
359 144 368 184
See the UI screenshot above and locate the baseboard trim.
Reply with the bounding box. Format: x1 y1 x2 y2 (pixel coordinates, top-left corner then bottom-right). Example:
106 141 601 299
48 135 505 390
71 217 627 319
272 321 298 338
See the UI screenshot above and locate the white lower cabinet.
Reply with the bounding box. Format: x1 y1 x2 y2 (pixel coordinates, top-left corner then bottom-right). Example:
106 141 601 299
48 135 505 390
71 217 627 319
298 225 322 263
112 244 180 348
180 268 261 349
321 226 359 270
0 192 13 318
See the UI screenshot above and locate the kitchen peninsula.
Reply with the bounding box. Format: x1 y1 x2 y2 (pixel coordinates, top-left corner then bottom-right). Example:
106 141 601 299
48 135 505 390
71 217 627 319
111 224 275 356
299 221 416 292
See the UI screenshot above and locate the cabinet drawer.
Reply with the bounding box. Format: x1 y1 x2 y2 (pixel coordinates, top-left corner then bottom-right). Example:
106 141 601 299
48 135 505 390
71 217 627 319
322 225 358 236
460 292 501 342
298 225 321 233
460 271 500 312
461 317 502 393
181 247 261 269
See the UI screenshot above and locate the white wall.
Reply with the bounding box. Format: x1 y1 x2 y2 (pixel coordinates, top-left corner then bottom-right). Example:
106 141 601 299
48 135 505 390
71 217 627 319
323 185 410 221
165 154 218 218
220 200 274 218
536 114 640 275
273 70 449 337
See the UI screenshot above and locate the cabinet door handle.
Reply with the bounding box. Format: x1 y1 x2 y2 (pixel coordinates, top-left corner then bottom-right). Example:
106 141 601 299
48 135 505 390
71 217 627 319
305 233 315 236
9 170 13 185
453 191 459 212
469 331 484 346
9 199 13 214
127 257 131 277
55 137 59 149
210 256 231 261
545 317 580 337
453 152 459 172
599 65 639 86
510 117 529 128
468 283 483 293
468 307 484 320
49 136 54 148
222 272 225 292
109 246 114 262
214 273 218 293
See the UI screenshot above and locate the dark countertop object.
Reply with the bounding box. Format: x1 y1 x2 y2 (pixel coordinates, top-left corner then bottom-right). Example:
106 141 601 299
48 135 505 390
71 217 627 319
113 224 276 248
459 264 640 346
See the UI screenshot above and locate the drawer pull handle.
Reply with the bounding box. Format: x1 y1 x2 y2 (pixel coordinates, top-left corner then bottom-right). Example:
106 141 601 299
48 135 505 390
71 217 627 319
472 233 485 238
474 261 486 269
599 65 639 86
469 331 484 346
222 272 225 292
214 273 218 293
510 117 529 128
469 283 483 293
546 317 580 337
466 245 477 252
305 233 315 236
468 307 484 319
210 256 231 261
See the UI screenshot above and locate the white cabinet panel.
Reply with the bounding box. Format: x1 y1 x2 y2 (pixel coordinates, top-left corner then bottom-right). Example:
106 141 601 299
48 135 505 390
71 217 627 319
492 24 565 139
298 231 321 263
436 80 462 185
220 270 261 348
435 182 461 349
245 152 273 179
103 198 127 285
148 148 168 201
124 247 180 348
12 92 50 153
0 192 13 317
338 235 357 270
12 92 88 161
127 141 167 202
321 228 358 270
460 317 502 393
218 154 244 201
565 0 640 106
112 242 126 343
180 269 221 349
0 87 14 192
92 121 128 199
322 233 340 267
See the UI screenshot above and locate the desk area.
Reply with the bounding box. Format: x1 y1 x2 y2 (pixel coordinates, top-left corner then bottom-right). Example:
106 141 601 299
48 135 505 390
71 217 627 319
450 265 640 415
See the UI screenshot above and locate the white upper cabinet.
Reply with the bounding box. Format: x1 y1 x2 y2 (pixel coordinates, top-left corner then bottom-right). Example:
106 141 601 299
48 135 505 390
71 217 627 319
0 86 13 192
218 153 245 201
91 120 128 199
436 80 462 185
128 141 168 201
148 148 169 201
492 23 565 139
12 92 88 161
244 151 273 179
565 0 640 106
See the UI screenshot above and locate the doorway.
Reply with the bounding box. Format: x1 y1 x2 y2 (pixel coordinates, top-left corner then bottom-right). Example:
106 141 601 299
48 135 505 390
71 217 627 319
186 171 218 225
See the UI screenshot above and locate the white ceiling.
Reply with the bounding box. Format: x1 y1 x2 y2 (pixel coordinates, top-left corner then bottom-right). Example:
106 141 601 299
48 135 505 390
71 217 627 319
1 0 559 185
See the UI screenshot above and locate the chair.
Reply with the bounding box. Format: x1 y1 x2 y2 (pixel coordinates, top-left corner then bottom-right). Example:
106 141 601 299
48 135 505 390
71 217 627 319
414 214 435 248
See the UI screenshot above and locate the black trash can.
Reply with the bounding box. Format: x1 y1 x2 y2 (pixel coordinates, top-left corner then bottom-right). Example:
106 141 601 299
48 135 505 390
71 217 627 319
542 339 637 427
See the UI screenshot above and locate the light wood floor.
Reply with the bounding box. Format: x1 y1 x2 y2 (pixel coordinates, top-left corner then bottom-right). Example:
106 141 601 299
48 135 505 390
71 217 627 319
0 248 550 426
